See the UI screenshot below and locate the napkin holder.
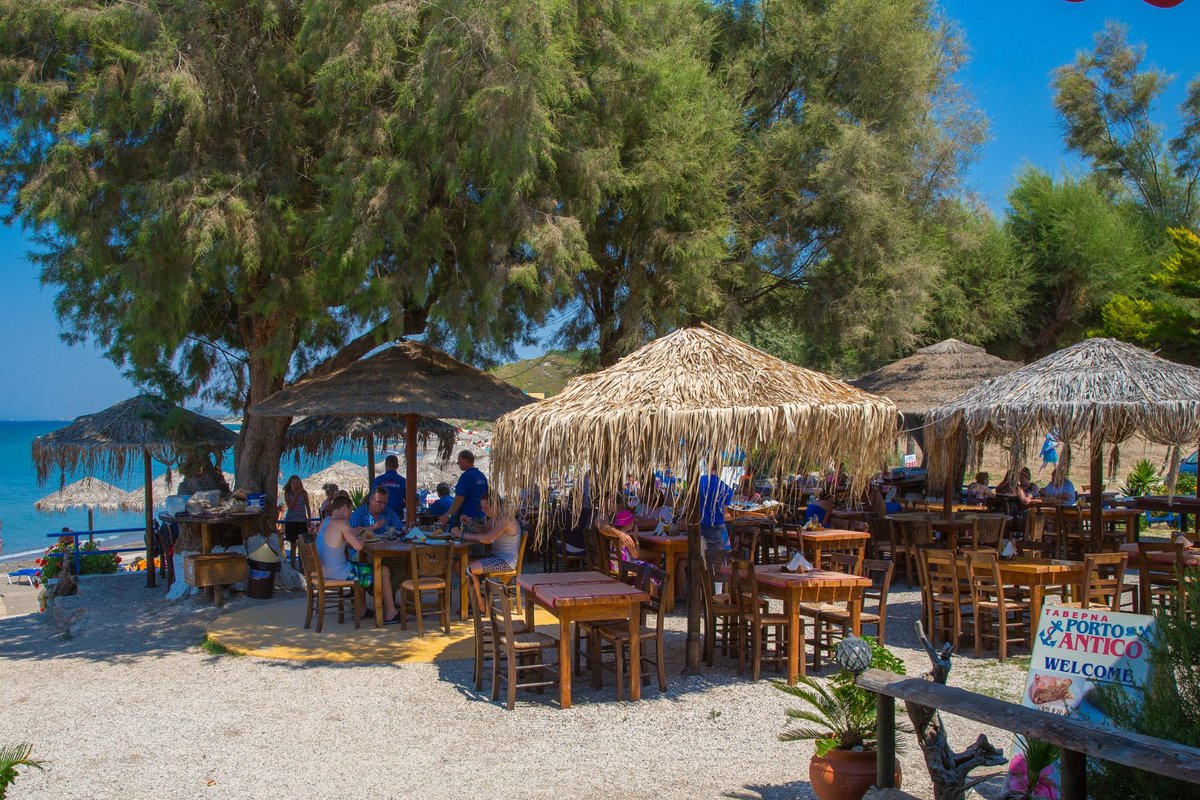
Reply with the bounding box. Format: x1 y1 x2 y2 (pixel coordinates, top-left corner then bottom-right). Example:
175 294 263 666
782 551 814 574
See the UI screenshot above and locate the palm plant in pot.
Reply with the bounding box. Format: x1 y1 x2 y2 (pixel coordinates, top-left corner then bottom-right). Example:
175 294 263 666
774 637 907 800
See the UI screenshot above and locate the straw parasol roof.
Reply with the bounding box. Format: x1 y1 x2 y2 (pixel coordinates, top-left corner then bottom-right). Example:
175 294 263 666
851 339 1021 417
34 477 130 514
32 394 238 484
252 340 533 420
301 461 372 499
284 415 457 463
493 324 899 524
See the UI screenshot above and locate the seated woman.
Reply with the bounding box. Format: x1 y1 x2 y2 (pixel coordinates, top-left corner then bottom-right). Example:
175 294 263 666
805 490 835 526
966 472 995 501
463 491 522 577
1040 467 1077 505
635 486 674 528
319 482 339 519
598 509 640 561
318 495 399 623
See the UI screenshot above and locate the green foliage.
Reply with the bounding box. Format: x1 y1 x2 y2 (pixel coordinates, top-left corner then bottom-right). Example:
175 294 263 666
1089 575 1200 799
1009 736 1060 800
1123 459 1161 497
774 637 906 755
1176 472 1197 497
37 541 120 581
490 350 588 397
0 743 44 799
199 636 241 657
1052 22 1200 230
347 487 368 509
1001 168 1157 360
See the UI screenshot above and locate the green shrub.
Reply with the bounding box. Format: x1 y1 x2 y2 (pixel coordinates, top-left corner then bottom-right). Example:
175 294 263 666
1122 459 1160 497
37 540 121 581
1089 573 1200 799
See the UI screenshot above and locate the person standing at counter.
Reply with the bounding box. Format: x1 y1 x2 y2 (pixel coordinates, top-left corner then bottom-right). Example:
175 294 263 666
373 454 407 520
282 475 311 568
437 450 488 528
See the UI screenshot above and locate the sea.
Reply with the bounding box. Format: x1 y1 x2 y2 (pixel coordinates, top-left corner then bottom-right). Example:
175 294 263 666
0 420 377 563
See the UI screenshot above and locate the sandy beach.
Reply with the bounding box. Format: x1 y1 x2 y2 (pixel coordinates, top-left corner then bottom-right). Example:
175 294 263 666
0 570 1032 799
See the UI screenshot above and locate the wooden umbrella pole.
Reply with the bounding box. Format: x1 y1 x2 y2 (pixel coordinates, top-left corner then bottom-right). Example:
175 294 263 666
684 523 704 674
87 507 94 544
1090 434 1103 553
367 436 376 487
406 414 419 527
144 450 156 589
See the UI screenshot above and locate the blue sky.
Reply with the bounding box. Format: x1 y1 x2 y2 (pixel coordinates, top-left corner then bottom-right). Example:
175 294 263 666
1 0 1197 420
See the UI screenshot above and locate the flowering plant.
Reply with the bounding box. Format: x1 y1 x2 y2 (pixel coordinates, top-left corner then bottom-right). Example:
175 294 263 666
38 540 120 580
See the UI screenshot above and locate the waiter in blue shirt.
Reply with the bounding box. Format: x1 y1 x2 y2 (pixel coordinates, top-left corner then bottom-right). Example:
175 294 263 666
437 450 489 528
697 465 733 562
372 454 407 520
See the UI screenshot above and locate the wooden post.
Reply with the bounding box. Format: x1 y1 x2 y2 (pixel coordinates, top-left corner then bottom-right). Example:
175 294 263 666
684 523 704 674
144 450 156 589
1060 747 1087 800
943 474 953 519
876 693 897 789
1090 435 1103 552
405 414 419 527
367 436 376 487
87 507 94 545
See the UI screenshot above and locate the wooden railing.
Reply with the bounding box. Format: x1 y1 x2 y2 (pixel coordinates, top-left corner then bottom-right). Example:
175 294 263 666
857 668 1200 800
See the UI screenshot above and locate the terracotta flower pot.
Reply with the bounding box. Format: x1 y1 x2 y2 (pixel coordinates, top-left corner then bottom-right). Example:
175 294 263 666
808 748 901 800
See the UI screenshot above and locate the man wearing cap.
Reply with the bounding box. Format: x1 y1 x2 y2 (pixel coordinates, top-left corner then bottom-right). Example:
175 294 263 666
437 450 489 528
372 454 407 520
697 464 733 562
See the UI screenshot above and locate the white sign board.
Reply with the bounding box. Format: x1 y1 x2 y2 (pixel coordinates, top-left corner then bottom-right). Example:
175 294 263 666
1006 604 1155 794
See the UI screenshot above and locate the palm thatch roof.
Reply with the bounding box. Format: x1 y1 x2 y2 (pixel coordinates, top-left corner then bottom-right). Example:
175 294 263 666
118 472 237 512
492 324 898 529
301 461 372 499
850 339 1022 417
926 338 1200 492
252 340 533 420
34 478 130 514
32 394 238 485
284 415 457 463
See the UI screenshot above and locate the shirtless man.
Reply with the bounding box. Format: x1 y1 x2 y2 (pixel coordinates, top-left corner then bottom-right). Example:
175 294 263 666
317 496 399 623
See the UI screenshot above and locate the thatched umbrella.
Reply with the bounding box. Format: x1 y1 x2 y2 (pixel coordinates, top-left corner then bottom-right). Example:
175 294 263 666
300 460 372 500
32 394 238 588
851 339 1021 459
492 324 898 671
284 415 457 484
926 338 1200 549
34 477 130 533
253 340 532 524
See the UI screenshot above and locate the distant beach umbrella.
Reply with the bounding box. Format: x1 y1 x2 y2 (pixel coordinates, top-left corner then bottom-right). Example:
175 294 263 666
31 394 238 588
301 460 372 501
284 414 457 486
34 477 131 531
254 340 532 524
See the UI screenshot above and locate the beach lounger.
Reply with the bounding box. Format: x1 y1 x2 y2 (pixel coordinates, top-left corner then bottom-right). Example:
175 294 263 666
5 568 40 586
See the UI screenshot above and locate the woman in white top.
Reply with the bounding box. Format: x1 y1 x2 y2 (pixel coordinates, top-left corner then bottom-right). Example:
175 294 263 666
463 491 522 575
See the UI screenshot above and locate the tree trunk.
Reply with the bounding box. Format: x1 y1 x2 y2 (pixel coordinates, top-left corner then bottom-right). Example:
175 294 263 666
235 349 291 509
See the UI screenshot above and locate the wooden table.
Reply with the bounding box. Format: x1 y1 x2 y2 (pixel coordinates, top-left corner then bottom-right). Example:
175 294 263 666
720 564 870 685
1118 542 1200 568
784 529 871 568
956 558 1086 634
1134 495 1200 533
636 531 689 612
516 571 649 709
360 537 471 628
884 513 976 544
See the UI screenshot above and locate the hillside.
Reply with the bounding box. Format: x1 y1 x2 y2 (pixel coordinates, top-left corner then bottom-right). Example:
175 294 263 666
492 350 587 397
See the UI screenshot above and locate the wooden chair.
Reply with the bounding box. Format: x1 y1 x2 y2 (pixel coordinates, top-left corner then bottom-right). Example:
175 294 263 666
468 570 528 692
592 564 669 698
1062 552 1130 612
483 531 528 608
1055 506 1090 560
969 514 1010 550
298 537 361 633
920 547 970 650
728 559 792 681
486 578 559 710
1017 510 1056 558
896 517 933 586
756 523 788 565
400 545 453 635
1138 541 1185 615
817 558 896 650
553 525 587 574
702 555 744 666
966 550 1030 661
729 524 760 562
803 553 862 668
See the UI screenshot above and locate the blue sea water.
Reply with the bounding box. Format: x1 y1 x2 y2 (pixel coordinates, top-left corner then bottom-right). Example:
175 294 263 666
0 420 376 562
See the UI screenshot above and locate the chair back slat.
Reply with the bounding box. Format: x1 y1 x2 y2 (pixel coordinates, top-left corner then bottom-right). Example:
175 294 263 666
1081 552 1128 612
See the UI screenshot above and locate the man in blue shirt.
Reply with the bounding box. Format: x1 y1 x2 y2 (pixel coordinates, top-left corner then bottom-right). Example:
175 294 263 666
372 454 406 520
697 466 733 561
426 482 454 516
437 450 488 528
350 486 404 536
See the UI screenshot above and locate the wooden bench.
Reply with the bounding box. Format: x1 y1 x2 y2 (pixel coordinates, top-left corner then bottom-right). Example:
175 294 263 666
858 667 1200 800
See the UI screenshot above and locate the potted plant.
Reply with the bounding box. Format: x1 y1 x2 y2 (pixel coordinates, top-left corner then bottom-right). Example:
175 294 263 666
1003 736 1060 799
774 637 906 800
0 743 44 799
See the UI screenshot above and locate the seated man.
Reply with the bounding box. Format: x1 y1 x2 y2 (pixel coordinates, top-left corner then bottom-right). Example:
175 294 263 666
966 472 995 501
349 486 404 541
426 482 454 517
318 496 399 623
1040 467 1077 505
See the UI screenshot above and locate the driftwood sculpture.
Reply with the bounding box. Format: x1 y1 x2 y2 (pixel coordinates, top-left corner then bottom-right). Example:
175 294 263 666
908 621 1007 800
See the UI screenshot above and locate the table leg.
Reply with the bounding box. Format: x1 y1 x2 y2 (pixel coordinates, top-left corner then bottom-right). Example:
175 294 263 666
458 552 469 621
1030 584 1045 635
812 544 823 569
785 592 801 684
628 600 642 702
201 524 213 555
374 552 384 628
850 589 862 636
558 612 573 710
524 591 535 631
662 549 676 613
